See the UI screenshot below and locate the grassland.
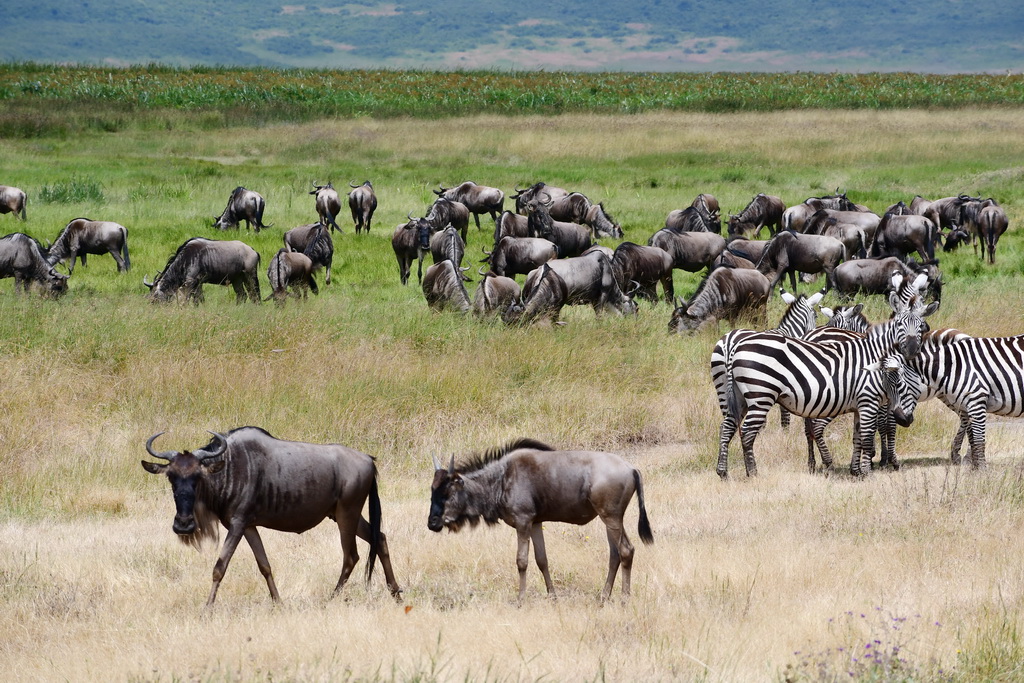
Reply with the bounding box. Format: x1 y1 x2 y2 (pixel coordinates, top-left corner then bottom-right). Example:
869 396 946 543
2 97 1024 681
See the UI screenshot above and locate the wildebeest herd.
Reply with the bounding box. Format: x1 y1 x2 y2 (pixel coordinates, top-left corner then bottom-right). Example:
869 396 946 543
4 178 1020 604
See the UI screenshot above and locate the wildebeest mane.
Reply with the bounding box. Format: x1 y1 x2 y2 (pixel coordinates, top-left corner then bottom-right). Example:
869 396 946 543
52 217 91 247
154 237 207 288
755 233 783 271
457 438 555 474
1 232 50 262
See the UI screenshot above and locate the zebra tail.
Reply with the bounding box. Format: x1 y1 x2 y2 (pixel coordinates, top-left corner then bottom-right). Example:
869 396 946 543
725 365 743 422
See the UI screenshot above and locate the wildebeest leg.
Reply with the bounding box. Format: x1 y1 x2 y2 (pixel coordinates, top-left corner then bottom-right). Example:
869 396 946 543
243 527 281 602
355 518 402 599
717 415 738 479
207 523 247 606
515 525 532 602
108 247 127 272
473 212 482 231
80 253 87 269
661 274 674 304
325 254 333 286
739 407 770 477
417 252 426 284
601 517 634 601
229 276 247 304
332 517 360 596
529 525 555 595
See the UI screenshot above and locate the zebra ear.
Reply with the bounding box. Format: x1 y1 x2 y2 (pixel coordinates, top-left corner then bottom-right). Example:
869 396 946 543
852 303 865 315
820 306 834 317
807 290 824 306
780 290 796 304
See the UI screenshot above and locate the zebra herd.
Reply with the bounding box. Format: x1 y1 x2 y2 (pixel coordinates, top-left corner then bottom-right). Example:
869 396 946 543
712 271 1022 478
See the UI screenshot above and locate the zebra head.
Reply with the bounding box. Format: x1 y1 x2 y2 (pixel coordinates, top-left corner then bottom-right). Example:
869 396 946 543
866 354 921 428
888 295 940 360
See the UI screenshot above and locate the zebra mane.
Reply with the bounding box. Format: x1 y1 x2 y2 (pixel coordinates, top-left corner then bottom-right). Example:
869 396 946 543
457 438 555 474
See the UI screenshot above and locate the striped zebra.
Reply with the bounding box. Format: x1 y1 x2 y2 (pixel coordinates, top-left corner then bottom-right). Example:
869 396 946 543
715 294 935 478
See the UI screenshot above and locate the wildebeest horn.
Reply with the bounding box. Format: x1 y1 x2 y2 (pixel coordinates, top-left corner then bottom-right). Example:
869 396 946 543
407 211 415 221
350 181 360 188
448 454 455 475
478 266 488 276
194 431 228 463
431 453 442 470
142 275 154 289
145 432 175 461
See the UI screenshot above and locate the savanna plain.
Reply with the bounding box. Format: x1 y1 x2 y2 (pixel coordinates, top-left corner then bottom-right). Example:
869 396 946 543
4 101 1024 681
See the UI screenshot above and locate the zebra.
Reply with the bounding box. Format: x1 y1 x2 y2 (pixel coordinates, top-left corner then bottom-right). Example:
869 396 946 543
714 293 936 478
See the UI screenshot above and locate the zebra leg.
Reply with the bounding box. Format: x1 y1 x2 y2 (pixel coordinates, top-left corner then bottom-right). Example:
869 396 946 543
717 415 738 479
949 410 969 465
739 408 770 477
811 418 834 474
878 408 899 470
779 406 791 429
852 406 878 476
966 402 987 469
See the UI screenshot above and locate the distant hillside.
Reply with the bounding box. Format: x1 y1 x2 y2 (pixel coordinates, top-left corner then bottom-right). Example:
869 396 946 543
3 1 1022 72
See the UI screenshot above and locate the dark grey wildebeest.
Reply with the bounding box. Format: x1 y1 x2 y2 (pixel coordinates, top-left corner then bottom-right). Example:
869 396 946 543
528 249 637 316
611 242 674 303
781 193 856 233
284 222 334 285
434 181 504 230
548 193 623 238
422 259 471 313
512 182 569 214
664 206 718 233
472 269 521 318
868 211 938 263
802 211 868 261
142 427 401 606
46 218 130 273
668 267 770 333
728 193 786 238
214 186 269 233
524 195 593 258
347 181 378 234
266 249 318 305
430 225 468 279
832 256 942 302
0 232 69 296
144 238 261 304
922 195 971 231
309 182 342 232
0 185 27 220
648 229 726 273
502 263 569 326
723 236 771 265
427 197 470 243
492 210 531 244
960 197 1009 264
391 216 436 285
481 235 557 278
428 438 653 601
756 231 845 293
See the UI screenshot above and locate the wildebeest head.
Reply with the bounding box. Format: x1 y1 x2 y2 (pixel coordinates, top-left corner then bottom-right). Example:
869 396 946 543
140 431 228 535
309 181 334 195
428 455 471 532
943 225 971 252
668 297 706 332
42 268 69 297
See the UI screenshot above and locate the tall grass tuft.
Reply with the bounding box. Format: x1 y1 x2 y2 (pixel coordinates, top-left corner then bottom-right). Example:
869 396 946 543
39 175 105 204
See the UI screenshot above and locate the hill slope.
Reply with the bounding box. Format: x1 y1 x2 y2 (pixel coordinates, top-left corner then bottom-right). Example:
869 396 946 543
2 0 1022 72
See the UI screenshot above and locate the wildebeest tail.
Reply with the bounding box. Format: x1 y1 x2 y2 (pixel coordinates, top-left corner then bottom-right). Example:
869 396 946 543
632 469 654 545
366 465 382 585
121 227 131 270
19 195 26 221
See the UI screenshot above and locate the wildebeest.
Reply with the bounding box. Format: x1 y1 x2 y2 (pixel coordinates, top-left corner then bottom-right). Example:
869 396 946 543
213 187 269 232
427 197 470 243
481 235 557 278
648 229 726 273
309 182 342 232
868 211 939 263
428 438 653 601
524 195 593 257
422 259 471 313
472 270 521 317
142 427 401 605
266 249 318 304
502 263 569 326
723 236 771 265
781 192 855 233
0 185 27 220
548 193 623 238
664 206 718 233
390 216 436 285
922 195 971 231
0 232 69 296
756 231 845 292
832 257 942 302
429 225 468 278
46 218 130 273
728 194 785 237
527 249 637 316
942 225 972 252
512 182 569 214
283 222 334 285
492 210 531 244
611 242 674 303
960 198 1009 264
143 238 261 304
347 180 377 234
668 267 770 333
802 211 868 260
434 181 504 230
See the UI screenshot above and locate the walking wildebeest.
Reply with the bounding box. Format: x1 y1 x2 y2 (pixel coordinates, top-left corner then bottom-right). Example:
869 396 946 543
528 249 637 316
481 235 557 278
664 206 718 233
428 438 653 601
284 222 334 285
868 211 939 263
434 181 504 230
309 182 342 232
472 269 521 317
422 259 471 313
0 185 27 220
143 238 261 304
512 182 569 214
391 216 436 285
668 267 770 333
142 428 401 605
502 263 569 326
0 232 69 296
728 194 786 238
347 180 377 234
427 197 470 243
213 187 269 232
266 249 318 304
611 242 674 303
756 231 845 293
46 218 130 273
648 229 726 273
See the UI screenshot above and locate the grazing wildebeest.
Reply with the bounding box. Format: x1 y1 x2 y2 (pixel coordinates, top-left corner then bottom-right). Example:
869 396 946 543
524 195 593 258
528 249 637 316
712 250 757 270
142 428 401 605
428 438 653 601
611 242 674 303
45 218 130 273
548 193 623 238
960 198 1009 264
434 181 504 230
756 231 845 293
664 206 718 233
309 182 342 232
728 194 785 238
347 180 377 234
143 238 261 304
472 269 521 317
0 185 27 220
213 187 269 232
481 235 557 278
668 267 770 333
802 211 868 260
430 226 468 279
284 222 334 285
723 236 771 265
0 232 69 296
832 257 942 302
942 225 972 253
422 259 471 313
868 211 938 263
266 249 318 304
427 197 470 243
492 210 531 244
648 229 726 273
512 182 569 214
502 263 569 326
390 216 436 285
